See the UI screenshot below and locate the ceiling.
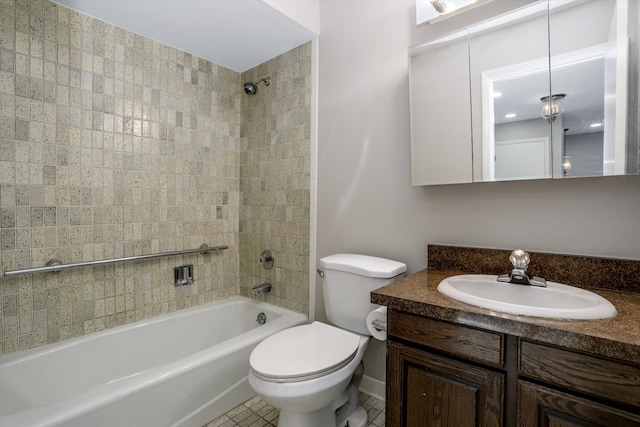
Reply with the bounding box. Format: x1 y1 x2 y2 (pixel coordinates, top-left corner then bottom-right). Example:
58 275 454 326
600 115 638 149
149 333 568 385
51 0 317 73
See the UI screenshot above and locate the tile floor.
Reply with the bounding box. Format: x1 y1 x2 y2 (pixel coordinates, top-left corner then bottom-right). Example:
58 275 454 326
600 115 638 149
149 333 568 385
203 392 385 427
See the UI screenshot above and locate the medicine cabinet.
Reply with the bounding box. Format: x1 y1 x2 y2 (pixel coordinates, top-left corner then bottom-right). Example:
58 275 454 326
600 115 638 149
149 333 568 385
409 0 639 185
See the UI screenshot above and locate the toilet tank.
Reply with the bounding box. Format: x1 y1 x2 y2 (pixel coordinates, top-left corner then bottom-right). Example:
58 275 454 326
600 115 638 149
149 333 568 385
319 254 407 335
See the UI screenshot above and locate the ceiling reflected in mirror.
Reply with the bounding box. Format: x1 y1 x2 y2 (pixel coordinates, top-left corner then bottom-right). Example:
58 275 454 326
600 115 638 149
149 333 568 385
492 56 605 136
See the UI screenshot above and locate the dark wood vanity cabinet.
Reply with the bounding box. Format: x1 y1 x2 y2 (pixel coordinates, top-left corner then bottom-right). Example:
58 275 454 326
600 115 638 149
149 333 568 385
386 310 640 427
386 310 507 427
387 341 505 427
518 380 640 427
517 341 640 427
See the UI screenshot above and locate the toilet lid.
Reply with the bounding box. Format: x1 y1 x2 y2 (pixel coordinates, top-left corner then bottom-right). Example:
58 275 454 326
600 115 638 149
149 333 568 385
250 322 361 383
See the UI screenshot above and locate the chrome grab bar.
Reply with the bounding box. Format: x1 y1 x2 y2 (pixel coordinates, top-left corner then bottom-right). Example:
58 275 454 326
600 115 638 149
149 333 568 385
2 243 228 278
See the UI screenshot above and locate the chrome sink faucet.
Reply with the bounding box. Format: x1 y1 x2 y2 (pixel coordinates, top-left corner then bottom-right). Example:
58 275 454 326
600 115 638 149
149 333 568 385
497 249 547 287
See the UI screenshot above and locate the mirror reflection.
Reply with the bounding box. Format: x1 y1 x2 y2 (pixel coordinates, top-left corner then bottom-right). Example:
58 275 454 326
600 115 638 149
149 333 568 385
469 1 551 182
549 0 632 178
475 0 636 181
409 0 639 186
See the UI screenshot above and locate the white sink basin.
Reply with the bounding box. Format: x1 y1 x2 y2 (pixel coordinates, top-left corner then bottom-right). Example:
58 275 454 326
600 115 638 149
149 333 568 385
437 274 616 320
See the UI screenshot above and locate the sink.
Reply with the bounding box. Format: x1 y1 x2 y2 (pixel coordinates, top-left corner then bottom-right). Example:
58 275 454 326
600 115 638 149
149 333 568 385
437 274 616 320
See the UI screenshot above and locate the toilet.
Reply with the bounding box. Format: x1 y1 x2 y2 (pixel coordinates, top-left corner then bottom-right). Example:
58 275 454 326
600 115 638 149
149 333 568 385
248 254 407 427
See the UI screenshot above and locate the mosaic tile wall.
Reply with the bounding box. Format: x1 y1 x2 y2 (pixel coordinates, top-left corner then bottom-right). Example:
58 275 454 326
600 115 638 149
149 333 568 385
0 0 256 355
239 43 311 315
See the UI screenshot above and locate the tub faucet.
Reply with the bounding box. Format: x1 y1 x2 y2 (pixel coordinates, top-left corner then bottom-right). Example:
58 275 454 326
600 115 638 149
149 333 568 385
497 249 546 287
252 282 272 296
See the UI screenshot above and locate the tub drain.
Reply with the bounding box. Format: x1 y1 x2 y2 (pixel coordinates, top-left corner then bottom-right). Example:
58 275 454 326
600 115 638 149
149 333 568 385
256 312 266 325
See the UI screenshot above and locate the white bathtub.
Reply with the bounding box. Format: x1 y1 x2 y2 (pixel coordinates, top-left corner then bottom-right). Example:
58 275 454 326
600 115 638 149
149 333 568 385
0 296 307 427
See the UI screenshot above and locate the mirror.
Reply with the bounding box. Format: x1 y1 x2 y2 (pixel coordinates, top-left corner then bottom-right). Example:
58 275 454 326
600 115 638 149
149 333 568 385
548 0 633 178
469 1 551 182
409 0 639 186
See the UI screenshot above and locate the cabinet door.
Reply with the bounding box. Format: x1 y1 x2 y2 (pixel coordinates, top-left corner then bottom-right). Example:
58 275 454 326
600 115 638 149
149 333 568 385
409 30 473 186
518 380 640 427
387 341 504 427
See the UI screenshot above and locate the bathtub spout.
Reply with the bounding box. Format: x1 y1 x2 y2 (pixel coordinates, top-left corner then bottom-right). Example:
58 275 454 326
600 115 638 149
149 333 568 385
252 282 272 296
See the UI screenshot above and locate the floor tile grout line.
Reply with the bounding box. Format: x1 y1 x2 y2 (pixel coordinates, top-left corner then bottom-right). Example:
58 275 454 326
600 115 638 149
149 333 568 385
203 392 385 427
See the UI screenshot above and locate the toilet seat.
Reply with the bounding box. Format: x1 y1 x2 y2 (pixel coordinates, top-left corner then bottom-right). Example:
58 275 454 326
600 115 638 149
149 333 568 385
250 322 361 383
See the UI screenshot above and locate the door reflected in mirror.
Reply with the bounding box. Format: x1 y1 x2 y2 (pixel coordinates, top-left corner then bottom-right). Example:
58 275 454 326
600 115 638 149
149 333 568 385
470 0 551 182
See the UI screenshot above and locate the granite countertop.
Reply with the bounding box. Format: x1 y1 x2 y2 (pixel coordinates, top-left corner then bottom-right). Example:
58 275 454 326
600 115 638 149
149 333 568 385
371 268 640 365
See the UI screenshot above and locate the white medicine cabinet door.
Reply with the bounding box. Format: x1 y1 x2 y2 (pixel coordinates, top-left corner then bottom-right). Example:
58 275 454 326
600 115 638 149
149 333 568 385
409 31 473 186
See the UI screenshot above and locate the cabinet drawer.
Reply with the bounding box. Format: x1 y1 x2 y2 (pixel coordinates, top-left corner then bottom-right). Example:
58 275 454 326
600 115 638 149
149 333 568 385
519 340 640 408
388 310 504 366
518 380 640 427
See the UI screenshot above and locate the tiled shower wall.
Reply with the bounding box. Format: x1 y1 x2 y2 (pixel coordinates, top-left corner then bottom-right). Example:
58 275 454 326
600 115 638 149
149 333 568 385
0 0 312 355
239 44 311 315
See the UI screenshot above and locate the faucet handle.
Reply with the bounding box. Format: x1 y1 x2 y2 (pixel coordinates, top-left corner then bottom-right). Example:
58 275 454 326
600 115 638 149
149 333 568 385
259 249 274 270
509 249 530 270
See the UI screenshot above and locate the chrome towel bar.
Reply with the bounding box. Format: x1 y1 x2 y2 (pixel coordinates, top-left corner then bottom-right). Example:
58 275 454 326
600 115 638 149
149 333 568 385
2 244 228 278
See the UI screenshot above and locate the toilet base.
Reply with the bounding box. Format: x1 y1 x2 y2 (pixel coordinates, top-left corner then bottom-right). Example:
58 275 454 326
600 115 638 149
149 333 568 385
277 407 336 427
341 406 367 427
275 360 367 427
277 404 368 427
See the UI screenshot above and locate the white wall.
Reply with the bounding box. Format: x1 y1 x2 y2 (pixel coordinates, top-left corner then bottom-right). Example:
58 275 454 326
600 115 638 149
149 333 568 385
317 0 640 385
264 0 320 35
496 118 550 142
565 132 604 177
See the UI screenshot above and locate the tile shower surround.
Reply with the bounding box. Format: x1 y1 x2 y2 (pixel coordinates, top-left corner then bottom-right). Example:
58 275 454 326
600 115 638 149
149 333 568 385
0 0 312 354
239 45 312 316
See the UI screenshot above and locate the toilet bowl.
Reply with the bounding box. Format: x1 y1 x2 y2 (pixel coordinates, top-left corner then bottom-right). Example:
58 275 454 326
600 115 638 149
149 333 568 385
248 254 407 427
249 322 370 427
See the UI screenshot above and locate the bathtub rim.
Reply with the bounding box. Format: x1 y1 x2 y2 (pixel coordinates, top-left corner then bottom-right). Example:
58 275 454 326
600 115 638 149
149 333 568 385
0 295 305 365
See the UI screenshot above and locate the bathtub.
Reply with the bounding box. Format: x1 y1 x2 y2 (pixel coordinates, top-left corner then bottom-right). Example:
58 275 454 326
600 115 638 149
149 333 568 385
0 296 307 427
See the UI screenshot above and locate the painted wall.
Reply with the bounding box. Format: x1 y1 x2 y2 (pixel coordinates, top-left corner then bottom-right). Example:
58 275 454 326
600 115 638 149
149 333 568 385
317 0 640 385
565 132 604 177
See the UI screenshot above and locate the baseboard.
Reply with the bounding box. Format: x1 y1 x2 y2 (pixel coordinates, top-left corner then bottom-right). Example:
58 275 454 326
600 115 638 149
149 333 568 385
359 375 385 401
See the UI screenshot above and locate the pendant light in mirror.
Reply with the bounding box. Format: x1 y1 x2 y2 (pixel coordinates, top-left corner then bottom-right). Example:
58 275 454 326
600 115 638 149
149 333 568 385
540 93 566 123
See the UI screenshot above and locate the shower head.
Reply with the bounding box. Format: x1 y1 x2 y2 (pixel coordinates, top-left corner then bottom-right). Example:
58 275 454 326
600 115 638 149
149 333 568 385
243 76 271 95
243 82 257 95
